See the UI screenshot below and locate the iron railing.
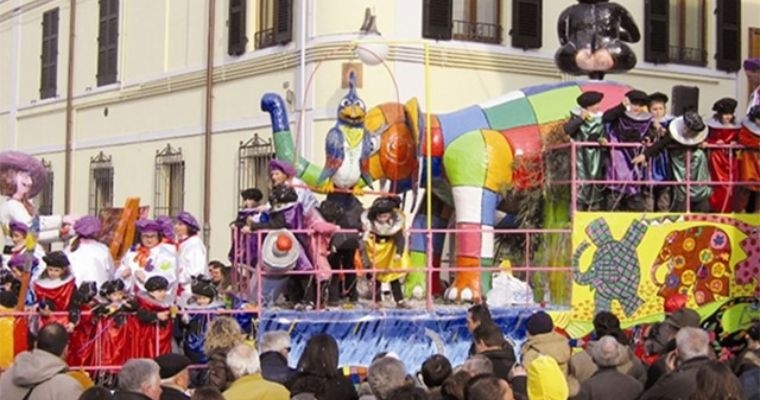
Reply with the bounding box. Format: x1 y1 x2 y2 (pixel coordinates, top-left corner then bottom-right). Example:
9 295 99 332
452 19 502 44
669 45 708 67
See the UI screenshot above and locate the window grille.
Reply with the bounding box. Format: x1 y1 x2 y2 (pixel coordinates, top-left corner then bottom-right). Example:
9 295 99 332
238 133 274 207
154 144 185 217
88 151 114 215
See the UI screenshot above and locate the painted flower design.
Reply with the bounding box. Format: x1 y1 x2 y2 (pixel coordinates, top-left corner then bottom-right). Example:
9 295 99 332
712 262 726 278
673 255 686 270
681 270 696 286
710 231 728 249
683 238 696 252
709 279 724 293
666 274 680 289
699 249 713 264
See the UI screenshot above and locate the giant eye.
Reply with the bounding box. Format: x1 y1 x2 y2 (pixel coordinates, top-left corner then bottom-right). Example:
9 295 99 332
369 135 381 155
340 98 351 107
354 99 366 109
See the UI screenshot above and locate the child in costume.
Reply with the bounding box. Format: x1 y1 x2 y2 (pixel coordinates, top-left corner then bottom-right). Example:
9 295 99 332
178 275 224 385
174 211 208 295
603 89 653 211
66 281 99 368
135 275 175 358
361 196 410 309
646 92 674 212
64 215 114 289
0 269 22 369
33 251 76 330
92 279 137 367
706 98 740 212
563 91 607 211
116 218 178 294
320 197 362 305
3 220 46 280
633 111 711 212
229 188 268 266
736 106 760 212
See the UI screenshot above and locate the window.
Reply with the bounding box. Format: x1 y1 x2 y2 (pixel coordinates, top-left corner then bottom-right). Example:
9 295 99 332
451 0 501 44
89 151 114 215
238 134 274 207
37 159 54 215
154 144 185 218
254 0 293 50
510 0 542 49
40 8 59 99
747 28 760 98
228 0 248 56
716 0 741 72
97 0 119 86
645 0 707 66
422 0 453 40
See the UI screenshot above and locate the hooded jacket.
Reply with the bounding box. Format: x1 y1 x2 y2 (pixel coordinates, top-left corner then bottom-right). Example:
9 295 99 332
480 346 517 381
0 349 84 400
569 340 647 384
526 355 569 400
520 332 572 374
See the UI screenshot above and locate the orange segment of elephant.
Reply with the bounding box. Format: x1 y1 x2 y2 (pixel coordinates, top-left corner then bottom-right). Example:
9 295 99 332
452 256 483 303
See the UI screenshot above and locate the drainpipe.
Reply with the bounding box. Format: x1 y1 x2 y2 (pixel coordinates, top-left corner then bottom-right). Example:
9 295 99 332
202 0 216 246
298 0 307 157
64 0 77 214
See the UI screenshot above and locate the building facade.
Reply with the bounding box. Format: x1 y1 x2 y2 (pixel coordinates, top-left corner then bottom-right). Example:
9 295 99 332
0 0 755 260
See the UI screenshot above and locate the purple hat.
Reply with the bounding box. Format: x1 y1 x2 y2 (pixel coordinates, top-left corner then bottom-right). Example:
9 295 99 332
0 151 49 198
175 211 200 232
269 159 296 177
7 253 36 269
156 216 175 240
744 58 760 72
74 216 101 238
8 220 28 235
136 218 161 234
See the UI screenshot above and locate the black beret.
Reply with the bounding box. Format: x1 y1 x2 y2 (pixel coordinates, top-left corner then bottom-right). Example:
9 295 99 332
368 196 402 220
712 97 738 114
625 90 650 106
683 111 706 132
241 188 263 201
42 251 70 267
191 275 217 300
154 353 192 379
0 291 17 308
577 91 604 108
76 282 98 302
269 184 298 205
144 276 169 292
99 279 126 298
648 92 669 104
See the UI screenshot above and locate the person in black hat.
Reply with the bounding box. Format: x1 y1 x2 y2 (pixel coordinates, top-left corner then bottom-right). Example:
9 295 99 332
178 275 224 378
154 353 193 400
645 92 674 212
564 91 607 211
602 89 654 211
706 97 740 213
228 188 268 266
135 276 176 358
33 250 77 330
736 106 760 212
633 111 711 212
320 198 363 306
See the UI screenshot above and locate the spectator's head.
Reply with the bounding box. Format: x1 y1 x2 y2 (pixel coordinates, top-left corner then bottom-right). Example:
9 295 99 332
746 319 760 349
465 375 514 400
204 316 244 354
190 386 225 400
461 354 494 376
387 385 428 400
155 353 192 390
118 359 162 400
420 354 452 389
441 370 472 400
676 327 711 362
665 308 701 330
297 333 340 378
592 311 628 345
207 261 230 285
691 360 745 400
368 356 411 400
226 343 261 379
259 330 291 358
525 311 554 336
36 322 69 358
591 336 623 368
466 304 492 332
526 355 569 400
473 323 506 352
78 386 114 400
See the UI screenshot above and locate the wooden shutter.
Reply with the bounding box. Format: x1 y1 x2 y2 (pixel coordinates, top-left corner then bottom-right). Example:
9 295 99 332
228 0 247 56
644 0 669 63
97 0 118 86
511 0 542 49
422 0 453 40
40 8 59 99
273 0 292 45
716 0 741 72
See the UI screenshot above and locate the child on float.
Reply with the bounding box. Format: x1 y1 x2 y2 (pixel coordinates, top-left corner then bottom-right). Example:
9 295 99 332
736 106 760 212
3 220 46 280
563 91 607 211
602 89 653 211
706 97 741 212
33 251 77 331
64 215 114 289
135 275 175 358
229 188 268 266
177 275 224 385
66 281 100 368
319 197 363 306
633 111 711 212
0 269 23 369
174 211 208 295
116 218 179 294
92 279 137 368
361 196 410 309
645 92 674 212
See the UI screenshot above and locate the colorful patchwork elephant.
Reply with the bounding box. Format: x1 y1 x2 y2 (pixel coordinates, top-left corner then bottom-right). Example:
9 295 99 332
573 217 645 317
261 80 632 302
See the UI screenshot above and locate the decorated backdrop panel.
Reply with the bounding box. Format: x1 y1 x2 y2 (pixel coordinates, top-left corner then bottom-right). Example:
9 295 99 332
569 212 760 338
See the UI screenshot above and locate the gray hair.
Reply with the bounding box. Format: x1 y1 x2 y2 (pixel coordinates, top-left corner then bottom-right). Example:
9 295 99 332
461 354 493 376
118 359 161 393
591 336 622 368
676 327 710 361
367 356 408 400
227 343 261 379
259 330 291 353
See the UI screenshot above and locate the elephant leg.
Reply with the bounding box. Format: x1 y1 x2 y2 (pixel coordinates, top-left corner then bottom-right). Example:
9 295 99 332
406 196 451 299
595 294 612 316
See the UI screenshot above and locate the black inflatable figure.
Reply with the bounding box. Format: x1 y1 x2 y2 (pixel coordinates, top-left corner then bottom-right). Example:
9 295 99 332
555 0 640 80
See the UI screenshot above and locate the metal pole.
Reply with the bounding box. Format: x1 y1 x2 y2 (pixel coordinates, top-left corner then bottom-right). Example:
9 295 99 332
64 0 77 214
202 0 216 246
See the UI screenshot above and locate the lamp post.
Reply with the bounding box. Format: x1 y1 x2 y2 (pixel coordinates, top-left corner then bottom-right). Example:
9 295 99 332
355 8 389 66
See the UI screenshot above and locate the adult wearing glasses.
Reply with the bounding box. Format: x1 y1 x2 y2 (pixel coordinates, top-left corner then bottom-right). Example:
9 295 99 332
116 219 179 295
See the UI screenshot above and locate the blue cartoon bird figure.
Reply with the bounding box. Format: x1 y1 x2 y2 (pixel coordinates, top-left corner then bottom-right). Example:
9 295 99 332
317 71 373 194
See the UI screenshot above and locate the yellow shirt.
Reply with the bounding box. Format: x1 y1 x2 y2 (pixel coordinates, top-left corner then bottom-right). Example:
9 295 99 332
223 373 290 400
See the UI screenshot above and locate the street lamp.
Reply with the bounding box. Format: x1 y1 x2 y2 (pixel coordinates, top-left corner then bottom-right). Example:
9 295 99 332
355 7 388 66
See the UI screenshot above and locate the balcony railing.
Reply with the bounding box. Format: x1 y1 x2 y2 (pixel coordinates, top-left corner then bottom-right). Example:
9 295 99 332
254 28 276 50
669 45 708 67
452 19 502 44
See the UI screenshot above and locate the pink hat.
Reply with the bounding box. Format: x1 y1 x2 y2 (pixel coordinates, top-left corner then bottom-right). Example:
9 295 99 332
175 211 200 232
136 218 161 234
74 216 101 238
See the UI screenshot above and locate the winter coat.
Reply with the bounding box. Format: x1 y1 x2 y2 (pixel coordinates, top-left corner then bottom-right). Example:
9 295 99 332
223 373 290 400
0 349 84 400
206 346 236 392
159 385 189 400
568 340 647 384
520 332 571 374
740 367 760 400
480 346 517 381
260 350 297 385
639 356 710 400
573 367 643 400
286 371 358 400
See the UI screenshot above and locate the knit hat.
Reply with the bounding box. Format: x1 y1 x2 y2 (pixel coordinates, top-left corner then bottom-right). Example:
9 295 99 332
42 251 70 268
144 276 169 292
74 216 101 238
576 91 604 108
526 355 570 400
712 97 738 115
526 311 554 335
